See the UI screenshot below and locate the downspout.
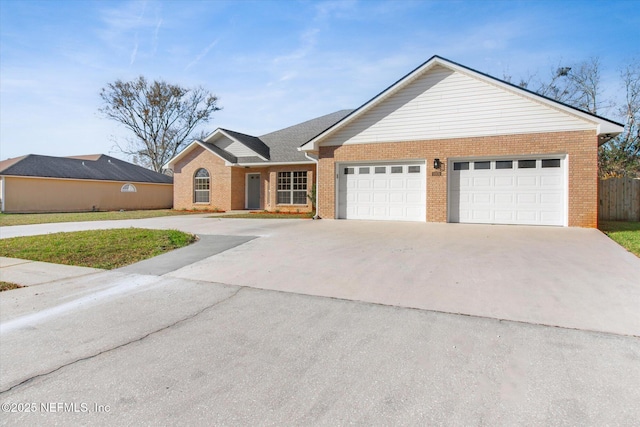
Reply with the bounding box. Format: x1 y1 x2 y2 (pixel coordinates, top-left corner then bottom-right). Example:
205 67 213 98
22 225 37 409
1 176 4 213
304 152 320 219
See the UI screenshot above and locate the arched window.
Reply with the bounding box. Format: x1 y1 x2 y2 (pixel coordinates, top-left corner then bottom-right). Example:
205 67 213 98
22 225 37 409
194 168 210 203
121 183 137 193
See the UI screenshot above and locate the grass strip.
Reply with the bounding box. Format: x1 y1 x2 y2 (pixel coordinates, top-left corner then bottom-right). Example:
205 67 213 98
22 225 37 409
599 221 640 257
0 228 196 269
0 210 205 227
0 281 24 292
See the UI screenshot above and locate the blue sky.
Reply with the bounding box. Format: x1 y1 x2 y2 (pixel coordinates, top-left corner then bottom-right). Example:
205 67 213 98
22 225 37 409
1 0 639 161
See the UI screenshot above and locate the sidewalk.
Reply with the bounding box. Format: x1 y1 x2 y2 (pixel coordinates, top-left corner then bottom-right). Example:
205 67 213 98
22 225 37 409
0 257 102 287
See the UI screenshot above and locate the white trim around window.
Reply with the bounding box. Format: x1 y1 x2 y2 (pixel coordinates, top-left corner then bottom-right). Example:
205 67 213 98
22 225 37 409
277 171 308 205
194 168 210 203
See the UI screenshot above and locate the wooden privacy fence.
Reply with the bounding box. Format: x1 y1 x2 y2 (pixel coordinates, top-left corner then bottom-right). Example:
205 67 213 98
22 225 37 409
599 178 640 221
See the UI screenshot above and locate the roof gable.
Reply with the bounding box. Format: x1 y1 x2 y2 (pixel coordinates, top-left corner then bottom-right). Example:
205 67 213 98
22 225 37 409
301 56 624 150
164 109 353 169
219 129 270 160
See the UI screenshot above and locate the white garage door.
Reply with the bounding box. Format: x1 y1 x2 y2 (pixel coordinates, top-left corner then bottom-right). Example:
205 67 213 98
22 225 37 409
338 162 426 221
449 157 566 226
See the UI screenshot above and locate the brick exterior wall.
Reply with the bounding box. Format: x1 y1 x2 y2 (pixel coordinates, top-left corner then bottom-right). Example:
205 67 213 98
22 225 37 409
317 130 598 227
173 146 315 212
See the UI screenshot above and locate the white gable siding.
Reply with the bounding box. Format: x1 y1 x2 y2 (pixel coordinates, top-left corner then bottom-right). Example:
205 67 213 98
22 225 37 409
213 135 259 157
322 65 595 146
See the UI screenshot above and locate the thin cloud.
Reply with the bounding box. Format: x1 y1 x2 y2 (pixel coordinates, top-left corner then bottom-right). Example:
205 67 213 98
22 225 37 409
97 0 159 65
185 39 220 71
152 18 162 54
130 37 139 65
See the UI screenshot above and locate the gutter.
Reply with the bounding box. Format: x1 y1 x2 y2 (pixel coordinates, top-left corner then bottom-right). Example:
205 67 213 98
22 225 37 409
303 153 320 219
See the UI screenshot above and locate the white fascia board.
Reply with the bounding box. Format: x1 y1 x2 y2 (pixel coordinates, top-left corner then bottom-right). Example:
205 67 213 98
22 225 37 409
235 161 315 167
217 129 269 162
597 121 625 135
163 140 201 170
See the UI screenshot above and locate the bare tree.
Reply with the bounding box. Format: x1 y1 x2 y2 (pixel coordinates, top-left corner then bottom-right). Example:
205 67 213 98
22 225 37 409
99 76 221 172
525 57 639 177
599 59 640 177
534 57 606 114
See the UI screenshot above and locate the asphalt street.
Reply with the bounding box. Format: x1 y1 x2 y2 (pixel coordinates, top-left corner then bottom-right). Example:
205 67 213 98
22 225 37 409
2 282 639 426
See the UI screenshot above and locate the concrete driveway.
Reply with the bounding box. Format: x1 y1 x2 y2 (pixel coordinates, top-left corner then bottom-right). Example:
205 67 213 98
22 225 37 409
2 217 640 336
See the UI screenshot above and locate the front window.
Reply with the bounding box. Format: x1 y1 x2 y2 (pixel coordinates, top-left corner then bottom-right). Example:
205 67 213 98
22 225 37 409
194 168 210 203
277 171 307 204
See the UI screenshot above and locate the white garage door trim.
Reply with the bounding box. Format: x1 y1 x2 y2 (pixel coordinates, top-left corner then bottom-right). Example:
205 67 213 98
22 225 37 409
336 161 426 222
448 155 568 226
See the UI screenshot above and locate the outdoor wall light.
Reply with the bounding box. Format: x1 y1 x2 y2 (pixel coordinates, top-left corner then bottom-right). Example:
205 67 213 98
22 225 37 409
433 158 441 169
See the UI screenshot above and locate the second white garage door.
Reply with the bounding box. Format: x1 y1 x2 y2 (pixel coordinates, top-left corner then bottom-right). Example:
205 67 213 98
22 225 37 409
337 162 426 221
449 157 566 226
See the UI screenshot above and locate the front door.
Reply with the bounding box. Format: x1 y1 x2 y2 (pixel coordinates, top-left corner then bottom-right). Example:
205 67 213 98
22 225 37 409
246 173 260 209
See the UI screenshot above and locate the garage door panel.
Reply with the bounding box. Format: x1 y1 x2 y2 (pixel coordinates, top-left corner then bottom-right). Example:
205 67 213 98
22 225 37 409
517 176 538 186
495 176 515 187
516 193 537 204
450 157 565 226
495 193 514 204
406 192 422 203
541 193 562 204
407 179 422 189
541 175 562 186
357 206 372 216
541 211 562 222
495 211 514 221
338 162 426 221
389 206 404 216
387 193 403 203
373 193 388 203
390 179 404 189
373 206 387 216
472 193 491 203
472 177 491 187
406 206 422 217
472 210 491 220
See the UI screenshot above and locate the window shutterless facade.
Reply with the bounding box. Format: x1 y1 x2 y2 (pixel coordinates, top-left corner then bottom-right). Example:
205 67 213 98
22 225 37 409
277 171 307 204
194 168 210 203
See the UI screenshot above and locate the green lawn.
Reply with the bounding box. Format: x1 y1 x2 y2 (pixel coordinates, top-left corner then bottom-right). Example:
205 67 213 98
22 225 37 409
599 221 640 257
0 209 203 227
0 228 196 269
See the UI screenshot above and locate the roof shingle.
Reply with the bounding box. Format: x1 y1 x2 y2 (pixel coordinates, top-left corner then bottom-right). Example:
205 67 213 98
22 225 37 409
0 154 173 183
